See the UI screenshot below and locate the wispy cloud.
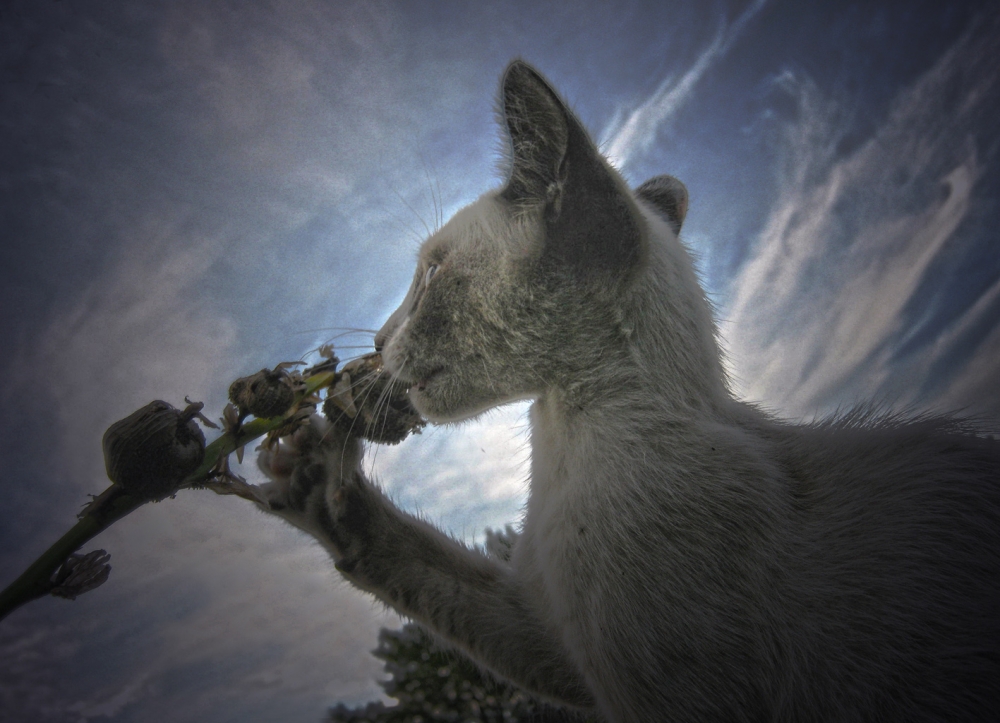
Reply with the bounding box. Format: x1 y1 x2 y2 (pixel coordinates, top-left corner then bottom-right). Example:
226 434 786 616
157 0 485 232
16 231 237 498
722 19 1000 419
603 0 768 170
932 296 1000 419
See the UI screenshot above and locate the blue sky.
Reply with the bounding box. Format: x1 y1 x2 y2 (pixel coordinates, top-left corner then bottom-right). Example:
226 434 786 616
2 1 998 721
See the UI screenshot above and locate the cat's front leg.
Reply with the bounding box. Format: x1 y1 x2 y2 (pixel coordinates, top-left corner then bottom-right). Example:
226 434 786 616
256 415 464 587
255 416 595 712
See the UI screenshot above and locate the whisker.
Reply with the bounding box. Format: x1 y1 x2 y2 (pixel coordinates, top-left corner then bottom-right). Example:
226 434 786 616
418 155 442 233
337 366 385 437
384 204 429 246
302 344 374 353
359 386 388 457
434 176 443 231
292 327 378 336
368 363 409 472
313 363 388 472
372 370 401 445
339 368 390 477
334 351 379 366
390 185 432 240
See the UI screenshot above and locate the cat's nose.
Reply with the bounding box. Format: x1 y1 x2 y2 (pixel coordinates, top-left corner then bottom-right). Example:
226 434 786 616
375 323 392 354
376 305 406 353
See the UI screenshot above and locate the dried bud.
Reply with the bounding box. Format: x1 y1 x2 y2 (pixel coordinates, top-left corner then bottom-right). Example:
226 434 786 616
323 354 425 445
228 368 296 419
50 550 112 600
102 400 206 500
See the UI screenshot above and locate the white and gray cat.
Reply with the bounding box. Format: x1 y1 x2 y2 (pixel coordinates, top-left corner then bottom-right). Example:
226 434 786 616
258 61 1000 722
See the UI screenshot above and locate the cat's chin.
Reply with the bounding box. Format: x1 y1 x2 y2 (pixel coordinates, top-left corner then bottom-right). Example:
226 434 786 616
409 379 468 424
408 380 530 425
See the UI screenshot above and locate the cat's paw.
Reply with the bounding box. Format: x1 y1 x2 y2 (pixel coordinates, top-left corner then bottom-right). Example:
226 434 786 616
256 414 362 533
256 414 398 578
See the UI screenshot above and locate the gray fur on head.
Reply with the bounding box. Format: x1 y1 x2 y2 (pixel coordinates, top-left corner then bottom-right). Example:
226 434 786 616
374 60 720 423
498 60 645 280
261 59 1000 723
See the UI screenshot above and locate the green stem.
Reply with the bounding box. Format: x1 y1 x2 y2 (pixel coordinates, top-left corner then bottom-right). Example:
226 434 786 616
0 490 140 621
0 370 336 623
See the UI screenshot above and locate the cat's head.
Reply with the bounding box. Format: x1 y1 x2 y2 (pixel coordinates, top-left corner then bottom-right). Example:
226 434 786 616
376 60 693 423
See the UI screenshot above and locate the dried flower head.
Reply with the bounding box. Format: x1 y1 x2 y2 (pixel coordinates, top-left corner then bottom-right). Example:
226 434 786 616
323 353 425 445
228 368 297 420
102 400 207 500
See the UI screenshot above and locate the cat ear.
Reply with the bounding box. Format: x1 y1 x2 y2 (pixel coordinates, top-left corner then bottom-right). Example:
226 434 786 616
498 60 570 212
499 60 643 278
635 176 688 234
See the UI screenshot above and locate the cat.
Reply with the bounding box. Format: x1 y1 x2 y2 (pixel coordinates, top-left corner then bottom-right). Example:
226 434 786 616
257 60 1000 722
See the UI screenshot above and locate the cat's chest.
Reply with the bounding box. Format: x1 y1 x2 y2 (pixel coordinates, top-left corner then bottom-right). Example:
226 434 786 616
526 402 590 534
523 404 610 605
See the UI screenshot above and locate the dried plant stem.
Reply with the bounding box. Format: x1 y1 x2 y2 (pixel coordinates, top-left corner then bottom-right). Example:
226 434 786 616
0 371 336 623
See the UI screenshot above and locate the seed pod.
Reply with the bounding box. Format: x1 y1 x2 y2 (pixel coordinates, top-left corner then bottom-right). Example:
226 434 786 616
102 400 206 500
323 354 425 445
228 368 296 419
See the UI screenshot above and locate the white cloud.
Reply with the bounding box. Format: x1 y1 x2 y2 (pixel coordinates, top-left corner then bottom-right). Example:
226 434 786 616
721 22 1000 419
910 271 1000 419
603 0 768 170
156 0 485 239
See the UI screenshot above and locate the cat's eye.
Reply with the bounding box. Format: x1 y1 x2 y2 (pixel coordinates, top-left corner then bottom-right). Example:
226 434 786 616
424 264 438 286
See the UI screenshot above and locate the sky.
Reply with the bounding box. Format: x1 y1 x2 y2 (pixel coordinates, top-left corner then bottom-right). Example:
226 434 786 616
1 1 998 721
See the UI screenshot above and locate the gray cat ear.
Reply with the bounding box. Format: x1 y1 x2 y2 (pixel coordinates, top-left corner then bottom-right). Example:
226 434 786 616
498 60 570 213
636 176 688 234
499 60 642 278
